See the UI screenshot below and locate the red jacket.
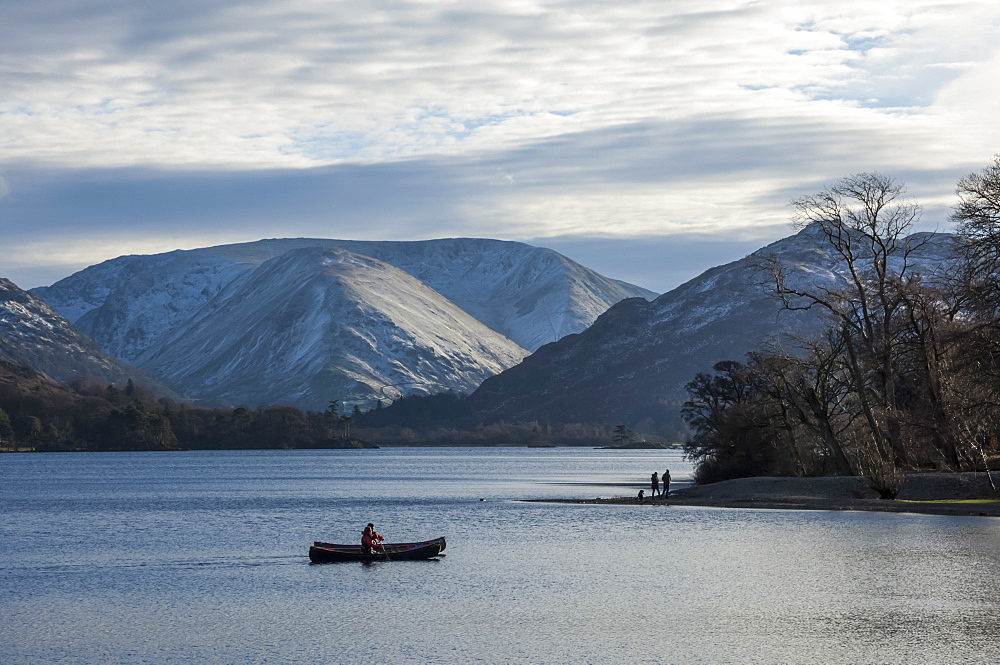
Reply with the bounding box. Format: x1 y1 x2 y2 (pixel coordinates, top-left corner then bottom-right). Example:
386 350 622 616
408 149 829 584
361 530 384 548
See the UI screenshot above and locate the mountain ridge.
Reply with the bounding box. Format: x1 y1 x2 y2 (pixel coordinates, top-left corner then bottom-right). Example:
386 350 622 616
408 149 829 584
33 237 656 358
465 226 960 433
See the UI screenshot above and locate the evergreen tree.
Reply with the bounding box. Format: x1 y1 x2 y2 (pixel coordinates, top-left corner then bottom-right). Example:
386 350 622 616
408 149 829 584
612 424 636 445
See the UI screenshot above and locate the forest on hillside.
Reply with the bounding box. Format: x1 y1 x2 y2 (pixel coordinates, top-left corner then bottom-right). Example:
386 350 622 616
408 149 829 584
0 361 616 452
0 361 375 452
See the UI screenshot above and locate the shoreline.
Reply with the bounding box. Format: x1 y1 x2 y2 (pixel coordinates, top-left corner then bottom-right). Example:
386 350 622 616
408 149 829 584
528 472 1000 517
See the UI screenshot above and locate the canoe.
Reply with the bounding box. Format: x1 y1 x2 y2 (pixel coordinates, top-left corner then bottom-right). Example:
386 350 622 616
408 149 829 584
309 536 446 563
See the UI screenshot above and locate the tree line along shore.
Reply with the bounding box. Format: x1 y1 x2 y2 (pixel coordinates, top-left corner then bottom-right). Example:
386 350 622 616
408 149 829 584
0 359 618 452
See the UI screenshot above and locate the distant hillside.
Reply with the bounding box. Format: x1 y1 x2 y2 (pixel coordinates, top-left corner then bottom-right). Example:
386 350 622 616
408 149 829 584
464 226 959 433
0 357 78 405
0 278 180 398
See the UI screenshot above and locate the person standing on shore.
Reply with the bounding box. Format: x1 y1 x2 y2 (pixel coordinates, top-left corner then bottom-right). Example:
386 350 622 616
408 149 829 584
662 469 671 498
651 471 660 498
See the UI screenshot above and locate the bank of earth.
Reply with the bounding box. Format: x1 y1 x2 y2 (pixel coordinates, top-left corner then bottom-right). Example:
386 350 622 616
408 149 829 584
533 472 1000 517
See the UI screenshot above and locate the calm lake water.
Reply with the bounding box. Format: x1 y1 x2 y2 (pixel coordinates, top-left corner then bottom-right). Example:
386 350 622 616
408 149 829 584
2 447 999 664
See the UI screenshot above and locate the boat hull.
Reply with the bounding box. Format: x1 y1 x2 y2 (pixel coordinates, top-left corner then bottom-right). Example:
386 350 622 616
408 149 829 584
309 537 446 563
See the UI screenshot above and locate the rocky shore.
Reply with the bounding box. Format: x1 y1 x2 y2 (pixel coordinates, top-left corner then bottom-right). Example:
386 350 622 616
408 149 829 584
532 472 1000 517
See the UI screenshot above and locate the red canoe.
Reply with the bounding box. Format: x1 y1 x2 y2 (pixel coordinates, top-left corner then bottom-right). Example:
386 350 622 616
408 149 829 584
309 537 446 563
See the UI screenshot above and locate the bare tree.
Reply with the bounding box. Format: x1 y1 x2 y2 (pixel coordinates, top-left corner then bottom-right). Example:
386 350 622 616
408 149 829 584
944 158 1000 487
757 173 929 496
682 168 1000 491
952 154 1000 268
752 334 857 476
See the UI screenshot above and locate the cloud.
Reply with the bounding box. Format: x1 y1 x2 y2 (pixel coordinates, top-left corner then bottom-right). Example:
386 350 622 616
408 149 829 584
0 121 977 293
4 0 998 168
2 0 1000 290
528 233 778 295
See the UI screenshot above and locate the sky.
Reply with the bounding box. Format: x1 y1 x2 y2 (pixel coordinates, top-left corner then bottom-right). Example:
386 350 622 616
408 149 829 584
2 0 999 293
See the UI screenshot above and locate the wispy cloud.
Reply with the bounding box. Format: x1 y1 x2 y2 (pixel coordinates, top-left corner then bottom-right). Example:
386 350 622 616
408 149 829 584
1 0 999 291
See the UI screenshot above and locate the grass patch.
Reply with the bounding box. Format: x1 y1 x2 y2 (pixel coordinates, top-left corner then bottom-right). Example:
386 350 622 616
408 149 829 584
897 499 1000 505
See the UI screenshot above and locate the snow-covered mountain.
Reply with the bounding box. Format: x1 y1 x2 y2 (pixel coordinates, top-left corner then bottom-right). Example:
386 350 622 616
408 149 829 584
466 225 960 430
34 238 654 359
314 239 654 352
133 247 530 410
31 238 652 409
0 278 179 396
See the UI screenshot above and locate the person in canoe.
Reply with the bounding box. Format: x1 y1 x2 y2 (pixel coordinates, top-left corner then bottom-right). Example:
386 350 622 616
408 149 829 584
362 523 385 553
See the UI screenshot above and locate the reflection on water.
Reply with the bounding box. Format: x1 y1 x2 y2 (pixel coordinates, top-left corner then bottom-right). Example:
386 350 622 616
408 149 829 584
2 448 998 664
